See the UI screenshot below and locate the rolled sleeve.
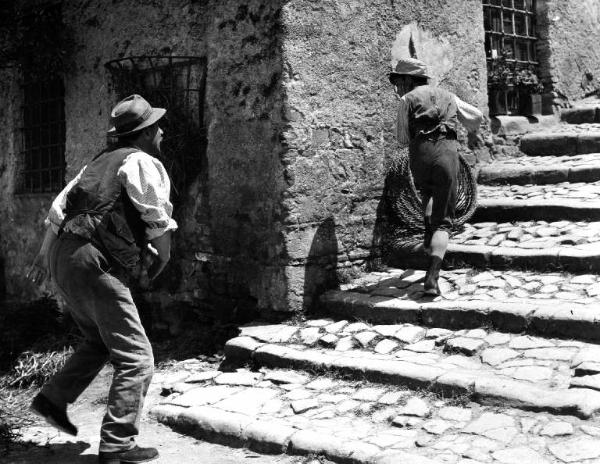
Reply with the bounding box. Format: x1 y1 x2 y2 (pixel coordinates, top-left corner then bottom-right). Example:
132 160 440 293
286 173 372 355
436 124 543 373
45 166 87 234
118 152 178 240
455 96 484 133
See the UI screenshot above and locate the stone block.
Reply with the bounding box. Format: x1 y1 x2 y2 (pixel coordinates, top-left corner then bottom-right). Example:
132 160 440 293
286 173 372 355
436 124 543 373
530 304 600 342
560 107 597 124
244 419 296 454
446 244 491 269
520 133 578 156
289 429 350 459
215 371 262 386
487 302 534 332
492 447 550 464
165 385 240 408
254 344 295 368
421 300 490 330
434 369 480 396
570 374 600 391
264 371 310 385
577 133 600 154
490 247 559 271
365 359 444 389
548 437 600 462
574 361 600 377
444 337 486 356
568 165 600 183
240 324 299 343
373 450 439 464
224 336 263 362
215 388 279 416
177 406 254 444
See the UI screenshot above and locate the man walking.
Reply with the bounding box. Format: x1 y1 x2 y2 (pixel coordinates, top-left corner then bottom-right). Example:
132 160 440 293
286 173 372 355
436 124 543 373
27 94 177 463
390 58 483 296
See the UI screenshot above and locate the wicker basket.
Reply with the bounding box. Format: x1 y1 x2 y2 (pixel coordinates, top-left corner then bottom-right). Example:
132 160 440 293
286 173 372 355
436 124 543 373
386 150 478 232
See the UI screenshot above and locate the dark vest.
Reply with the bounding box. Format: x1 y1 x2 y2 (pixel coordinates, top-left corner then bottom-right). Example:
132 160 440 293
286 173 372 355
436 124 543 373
404 85 459 139
62 146 147 271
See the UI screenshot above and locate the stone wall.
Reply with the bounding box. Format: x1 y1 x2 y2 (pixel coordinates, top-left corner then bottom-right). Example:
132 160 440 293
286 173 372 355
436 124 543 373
0 0 490 319
279 0 489 312
0 66 50 298
0 0 290 325
537 0 600 103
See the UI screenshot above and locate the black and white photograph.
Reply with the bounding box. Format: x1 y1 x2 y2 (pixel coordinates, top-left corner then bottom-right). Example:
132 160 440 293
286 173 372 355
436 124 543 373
2 1 600 463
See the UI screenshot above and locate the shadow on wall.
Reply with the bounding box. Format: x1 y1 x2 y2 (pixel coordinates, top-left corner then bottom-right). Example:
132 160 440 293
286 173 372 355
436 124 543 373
369 165 399 273
303 217 339 313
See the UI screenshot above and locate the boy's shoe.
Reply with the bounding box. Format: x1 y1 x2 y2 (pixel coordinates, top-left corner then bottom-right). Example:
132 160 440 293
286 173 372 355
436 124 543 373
30 393 78 436
423 255 443 296
98 446 159 464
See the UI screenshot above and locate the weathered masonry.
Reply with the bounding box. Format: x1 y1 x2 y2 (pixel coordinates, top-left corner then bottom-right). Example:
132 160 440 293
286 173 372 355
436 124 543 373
0 0 598 323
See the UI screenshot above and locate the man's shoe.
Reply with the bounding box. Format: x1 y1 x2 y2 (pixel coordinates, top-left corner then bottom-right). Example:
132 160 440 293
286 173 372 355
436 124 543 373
30 393 78 436
98 446 159 464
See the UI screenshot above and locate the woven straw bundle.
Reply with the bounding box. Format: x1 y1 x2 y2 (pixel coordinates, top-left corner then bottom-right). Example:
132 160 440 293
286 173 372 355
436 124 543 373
386 151 478 232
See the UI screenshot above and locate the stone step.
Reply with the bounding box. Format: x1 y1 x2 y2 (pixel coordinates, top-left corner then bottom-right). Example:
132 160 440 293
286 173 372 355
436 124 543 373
388 241 600 276
152 363 600 464
478 153 600 185
389 219 600 273
560 106 600 124
520 132 600 156
319 267 600 342
222 323 600 419
474 198 600 222
474 182 600 222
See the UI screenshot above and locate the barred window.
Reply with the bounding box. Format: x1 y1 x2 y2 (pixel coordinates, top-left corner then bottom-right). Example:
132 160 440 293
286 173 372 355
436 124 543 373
483 0 537 66
483 0 539 115
18 76 66 193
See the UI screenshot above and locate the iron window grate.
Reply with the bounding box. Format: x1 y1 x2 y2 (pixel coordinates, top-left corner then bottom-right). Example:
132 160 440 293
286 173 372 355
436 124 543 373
104 56 207 210
18 77 66 194
483 0 538 66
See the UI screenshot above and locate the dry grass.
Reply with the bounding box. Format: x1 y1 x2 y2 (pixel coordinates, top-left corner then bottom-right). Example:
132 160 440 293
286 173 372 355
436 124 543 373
0 297 77 455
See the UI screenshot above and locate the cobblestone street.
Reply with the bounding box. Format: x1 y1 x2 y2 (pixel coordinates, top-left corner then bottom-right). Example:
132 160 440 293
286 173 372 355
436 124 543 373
148 103 600 463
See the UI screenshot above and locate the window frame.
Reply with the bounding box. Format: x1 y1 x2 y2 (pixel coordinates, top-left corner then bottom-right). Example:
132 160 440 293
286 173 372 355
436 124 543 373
17 75 66 194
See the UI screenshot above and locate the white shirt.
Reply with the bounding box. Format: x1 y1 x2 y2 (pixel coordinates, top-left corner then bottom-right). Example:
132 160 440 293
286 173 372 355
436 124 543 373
46 151 178 241
395 94 484 146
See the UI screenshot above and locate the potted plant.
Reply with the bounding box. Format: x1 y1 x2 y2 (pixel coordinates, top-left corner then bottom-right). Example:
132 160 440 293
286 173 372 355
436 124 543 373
487 50 517 115
514 67 544 116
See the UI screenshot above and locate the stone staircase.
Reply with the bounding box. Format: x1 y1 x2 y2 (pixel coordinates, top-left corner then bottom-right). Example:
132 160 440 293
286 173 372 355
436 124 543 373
150 106 600 463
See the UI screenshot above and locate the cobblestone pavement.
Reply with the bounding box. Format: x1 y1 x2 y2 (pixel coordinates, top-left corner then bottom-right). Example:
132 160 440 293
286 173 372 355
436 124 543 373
543 123 600 133
480 153 600 171
478 182 600 201
451 221 600 250
155 360 600 464
6 366 303 464
340 267 600 305
234 320 600 393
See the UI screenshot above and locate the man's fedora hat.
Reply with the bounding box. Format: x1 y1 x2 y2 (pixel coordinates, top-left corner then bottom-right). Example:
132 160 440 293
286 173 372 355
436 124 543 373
107 94 166 137
389 57 431 83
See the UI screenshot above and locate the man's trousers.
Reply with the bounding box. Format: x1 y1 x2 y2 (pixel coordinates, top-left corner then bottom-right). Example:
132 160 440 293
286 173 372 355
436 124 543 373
41 232 154 453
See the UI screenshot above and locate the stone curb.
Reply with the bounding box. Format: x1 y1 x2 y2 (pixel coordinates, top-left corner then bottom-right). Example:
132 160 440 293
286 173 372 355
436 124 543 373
560 106 600 125
318 290 600 342
520 133 600 156
473 198 600 222
223 338 600 419
387 242 600 274
478 163 600 185
150 404 438 464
